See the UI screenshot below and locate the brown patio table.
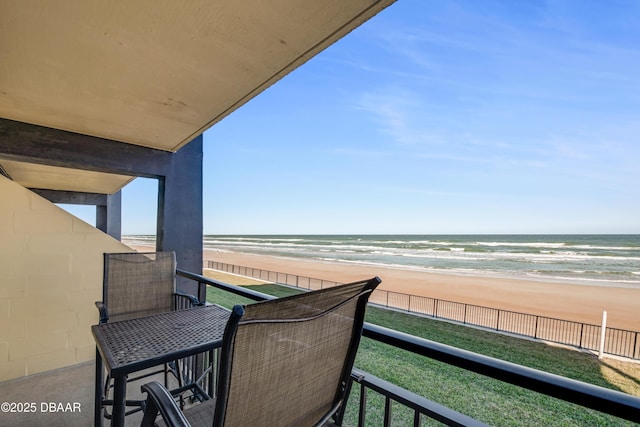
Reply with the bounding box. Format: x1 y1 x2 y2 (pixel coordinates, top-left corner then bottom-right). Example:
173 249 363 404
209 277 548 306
91 304 231 427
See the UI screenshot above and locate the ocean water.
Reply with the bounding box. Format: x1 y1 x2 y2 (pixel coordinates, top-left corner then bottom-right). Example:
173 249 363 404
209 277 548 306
125 235 640 288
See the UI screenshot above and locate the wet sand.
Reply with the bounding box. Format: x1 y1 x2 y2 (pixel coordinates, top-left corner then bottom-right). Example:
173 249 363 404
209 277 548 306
202 250 640 331
131 244 640 331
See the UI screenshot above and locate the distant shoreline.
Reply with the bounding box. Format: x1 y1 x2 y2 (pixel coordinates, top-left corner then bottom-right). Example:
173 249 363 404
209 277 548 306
126 241 640 331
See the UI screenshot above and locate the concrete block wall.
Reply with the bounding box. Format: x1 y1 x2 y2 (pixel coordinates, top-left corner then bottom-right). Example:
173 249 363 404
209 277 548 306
0 175 131 381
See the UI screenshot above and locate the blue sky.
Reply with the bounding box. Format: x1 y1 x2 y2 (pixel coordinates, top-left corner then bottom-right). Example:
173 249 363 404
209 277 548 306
63 0 640 235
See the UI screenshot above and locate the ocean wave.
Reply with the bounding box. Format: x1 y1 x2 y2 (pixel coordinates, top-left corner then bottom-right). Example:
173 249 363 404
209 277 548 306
204 240 640 264
478 241 567 248
399 253 494 262
128 235 640 288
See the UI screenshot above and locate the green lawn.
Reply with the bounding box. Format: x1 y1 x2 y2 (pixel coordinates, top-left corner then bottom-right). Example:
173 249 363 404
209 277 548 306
206 284 638 426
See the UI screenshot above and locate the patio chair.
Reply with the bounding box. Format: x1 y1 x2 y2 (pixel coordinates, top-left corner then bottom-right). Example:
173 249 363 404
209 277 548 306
96 251 201 324
139 276 381 427
95 251 204 419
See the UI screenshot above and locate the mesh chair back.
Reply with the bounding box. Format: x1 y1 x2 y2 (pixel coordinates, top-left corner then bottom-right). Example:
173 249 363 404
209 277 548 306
215 277 380 427
103 252 177 322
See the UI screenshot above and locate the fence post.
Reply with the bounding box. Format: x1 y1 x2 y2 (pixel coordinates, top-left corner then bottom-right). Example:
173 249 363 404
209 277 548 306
579 323 584 349
599 311 607 359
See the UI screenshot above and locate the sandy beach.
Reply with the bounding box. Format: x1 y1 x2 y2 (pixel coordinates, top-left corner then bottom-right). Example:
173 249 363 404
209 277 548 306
131 244 639 331
202 249 640 332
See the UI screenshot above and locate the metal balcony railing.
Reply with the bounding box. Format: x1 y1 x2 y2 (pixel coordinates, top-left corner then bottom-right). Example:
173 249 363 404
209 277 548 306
207 261 640 360
177 269 640 425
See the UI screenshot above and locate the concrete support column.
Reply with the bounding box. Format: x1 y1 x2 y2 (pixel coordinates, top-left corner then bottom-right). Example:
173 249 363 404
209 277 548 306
96 191 122 240
156 135 204 300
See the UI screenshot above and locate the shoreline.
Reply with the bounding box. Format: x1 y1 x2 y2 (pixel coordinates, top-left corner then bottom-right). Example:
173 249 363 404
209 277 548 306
128 244 640 331
256 256 640 289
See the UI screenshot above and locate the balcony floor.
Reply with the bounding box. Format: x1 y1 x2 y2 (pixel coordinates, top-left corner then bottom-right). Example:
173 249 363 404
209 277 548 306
0 361 151 426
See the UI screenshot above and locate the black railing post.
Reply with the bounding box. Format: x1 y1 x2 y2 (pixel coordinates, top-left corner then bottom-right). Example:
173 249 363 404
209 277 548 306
579 323 584 349
358 383 367 427
384 396 392 427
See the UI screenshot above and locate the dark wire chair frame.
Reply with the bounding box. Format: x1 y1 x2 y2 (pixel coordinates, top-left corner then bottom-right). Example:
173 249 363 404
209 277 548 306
95 251 205 420
140 276 382 427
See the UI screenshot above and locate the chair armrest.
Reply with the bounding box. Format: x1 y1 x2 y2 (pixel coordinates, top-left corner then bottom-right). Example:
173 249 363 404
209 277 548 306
140 381 191 427
175 291 204 307
94 301 108 324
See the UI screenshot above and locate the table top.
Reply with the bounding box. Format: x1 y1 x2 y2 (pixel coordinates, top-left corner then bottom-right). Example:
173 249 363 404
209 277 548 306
92 304 231 377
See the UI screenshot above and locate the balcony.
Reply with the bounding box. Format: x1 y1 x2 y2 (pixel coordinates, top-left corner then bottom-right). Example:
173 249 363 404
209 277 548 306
4 268 637 426
5 2 637 425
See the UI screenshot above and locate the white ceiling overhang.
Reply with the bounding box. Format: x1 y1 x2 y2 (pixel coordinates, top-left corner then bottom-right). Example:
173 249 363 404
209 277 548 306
0 0 395 194
0 159 135 194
